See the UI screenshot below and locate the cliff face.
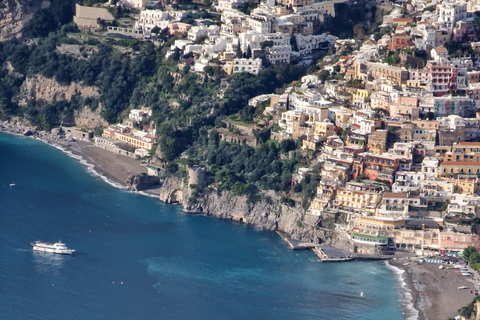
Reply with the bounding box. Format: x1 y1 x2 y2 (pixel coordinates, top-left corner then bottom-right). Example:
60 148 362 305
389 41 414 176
0 0 49 41
15 75 99 106
156 175 342 245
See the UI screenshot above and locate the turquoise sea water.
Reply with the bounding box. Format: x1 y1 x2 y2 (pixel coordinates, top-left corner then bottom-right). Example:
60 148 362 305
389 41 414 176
0 133 406 319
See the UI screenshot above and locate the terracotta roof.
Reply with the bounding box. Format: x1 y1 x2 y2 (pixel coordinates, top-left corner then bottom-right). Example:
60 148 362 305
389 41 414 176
434 47 448 53
383 192 409 198
459 142 480 146
441 161 480 166
393 18 413 22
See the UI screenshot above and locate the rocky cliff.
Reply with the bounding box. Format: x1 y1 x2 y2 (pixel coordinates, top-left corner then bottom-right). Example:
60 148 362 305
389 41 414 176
15 74 99 106
0 0 48 41
155 175 343 245
126 173 160 191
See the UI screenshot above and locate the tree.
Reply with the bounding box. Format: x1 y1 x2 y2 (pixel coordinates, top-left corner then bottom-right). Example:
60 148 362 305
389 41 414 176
470 252 480 264
463 246 477 261
353 24 365 39
280 139 296 153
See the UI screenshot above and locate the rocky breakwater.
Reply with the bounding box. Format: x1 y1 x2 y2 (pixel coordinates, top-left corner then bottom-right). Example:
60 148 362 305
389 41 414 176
0 120 62 143
155 175 340 245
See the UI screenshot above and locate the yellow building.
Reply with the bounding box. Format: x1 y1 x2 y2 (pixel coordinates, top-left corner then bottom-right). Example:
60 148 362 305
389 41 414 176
333 187 382 214
441 142 480 162
392 229 439 251
351 216 405 238
439 161 480 178
114 132 154 150
367 130 387 155
367 62 408 85
314 120 334 137
447 177 480 195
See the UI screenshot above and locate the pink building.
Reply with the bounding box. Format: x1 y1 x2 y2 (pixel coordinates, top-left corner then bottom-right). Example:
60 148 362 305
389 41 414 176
439 231 480 251
167 23 191 35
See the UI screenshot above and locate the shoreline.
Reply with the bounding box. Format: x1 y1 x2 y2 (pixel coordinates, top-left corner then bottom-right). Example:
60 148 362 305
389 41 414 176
389 257 479 320
0 123 475 320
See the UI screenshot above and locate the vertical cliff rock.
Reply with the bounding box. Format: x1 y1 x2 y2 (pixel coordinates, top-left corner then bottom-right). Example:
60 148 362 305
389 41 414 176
155 175 341 245
0 0 49 41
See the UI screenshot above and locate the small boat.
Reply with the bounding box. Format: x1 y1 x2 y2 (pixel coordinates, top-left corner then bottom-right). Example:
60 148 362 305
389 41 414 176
9 183 15 187
458 286 469 290
31 241 75 255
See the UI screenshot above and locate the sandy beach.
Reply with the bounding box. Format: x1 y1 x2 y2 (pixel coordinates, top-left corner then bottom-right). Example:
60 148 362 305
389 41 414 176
0 122 148 188
390 258 479 320
57 139 147 186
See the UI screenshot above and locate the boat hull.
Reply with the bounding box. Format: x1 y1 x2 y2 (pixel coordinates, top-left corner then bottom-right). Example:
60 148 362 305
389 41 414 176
31 242 75 255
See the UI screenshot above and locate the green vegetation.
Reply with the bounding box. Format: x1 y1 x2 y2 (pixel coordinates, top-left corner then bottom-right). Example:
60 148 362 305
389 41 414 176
462 246 480 272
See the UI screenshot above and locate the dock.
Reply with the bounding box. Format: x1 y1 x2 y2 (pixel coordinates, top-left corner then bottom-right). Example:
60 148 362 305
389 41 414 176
276 231 316 250
313 246 392 262
313 246 354 262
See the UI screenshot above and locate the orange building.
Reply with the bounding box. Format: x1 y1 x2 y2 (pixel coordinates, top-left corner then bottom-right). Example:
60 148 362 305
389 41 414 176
389 34 410 51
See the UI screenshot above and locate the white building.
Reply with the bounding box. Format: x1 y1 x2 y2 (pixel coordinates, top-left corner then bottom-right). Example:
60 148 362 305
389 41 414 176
232 58 262 75
448 194 480 216
392 171 425 193
187 25 210 42
129 109 152 123
239 32 292 64
135 9 169 31
294 33 336 56
421 157 439 180
437 0 469 30
119 0 147 9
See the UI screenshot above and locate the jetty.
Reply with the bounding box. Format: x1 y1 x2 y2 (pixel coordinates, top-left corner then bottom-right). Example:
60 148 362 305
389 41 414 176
276 231 316 250
313 246 353 262
313 245 392 262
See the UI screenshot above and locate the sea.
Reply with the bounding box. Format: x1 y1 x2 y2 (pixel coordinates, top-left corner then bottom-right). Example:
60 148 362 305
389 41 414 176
0 132 414 320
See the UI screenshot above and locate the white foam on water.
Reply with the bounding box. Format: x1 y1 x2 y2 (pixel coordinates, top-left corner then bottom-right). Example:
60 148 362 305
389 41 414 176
51 143 126 190
384 261 419 320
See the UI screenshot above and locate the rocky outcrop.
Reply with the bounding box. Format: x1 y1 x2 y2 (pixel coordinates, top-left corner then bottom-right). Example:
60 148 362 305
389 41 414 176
74 106 108 129
158 176 184 204
15 75 99 106
0 1 49 41
0 119 63 143
154 175 342 245
126 173 160 191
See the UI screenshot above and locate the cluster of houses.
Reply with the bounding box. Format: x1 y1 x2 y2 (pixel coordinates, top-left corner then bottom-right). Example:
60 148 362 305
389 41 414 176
72 0 480 256
95 108 156 158
132 0 341 72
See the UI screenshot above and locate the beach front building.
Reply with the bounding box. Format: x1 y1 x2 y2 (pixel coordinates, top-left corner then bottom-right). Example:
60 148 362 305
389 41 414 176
392 228 440 252
439 231 480 251
348 216 404 254
102 125 154 150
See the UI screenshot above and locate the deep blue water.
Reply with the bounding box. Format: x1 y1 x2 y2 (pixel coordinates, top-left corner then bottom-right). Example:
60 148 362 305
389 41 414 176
0 133 405 320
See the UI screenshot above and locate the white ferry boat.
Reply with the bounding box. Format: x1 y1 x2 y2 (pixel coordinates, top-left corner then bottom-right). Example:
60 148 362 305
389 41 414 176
31 241 75 255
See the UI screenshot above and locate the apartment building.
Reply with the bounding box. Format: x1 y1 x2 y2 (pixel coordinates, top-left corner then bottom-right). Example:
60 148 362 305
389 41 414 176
368 62 408 85
332 181 384 214
352 152 400 183
438 161 480 177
